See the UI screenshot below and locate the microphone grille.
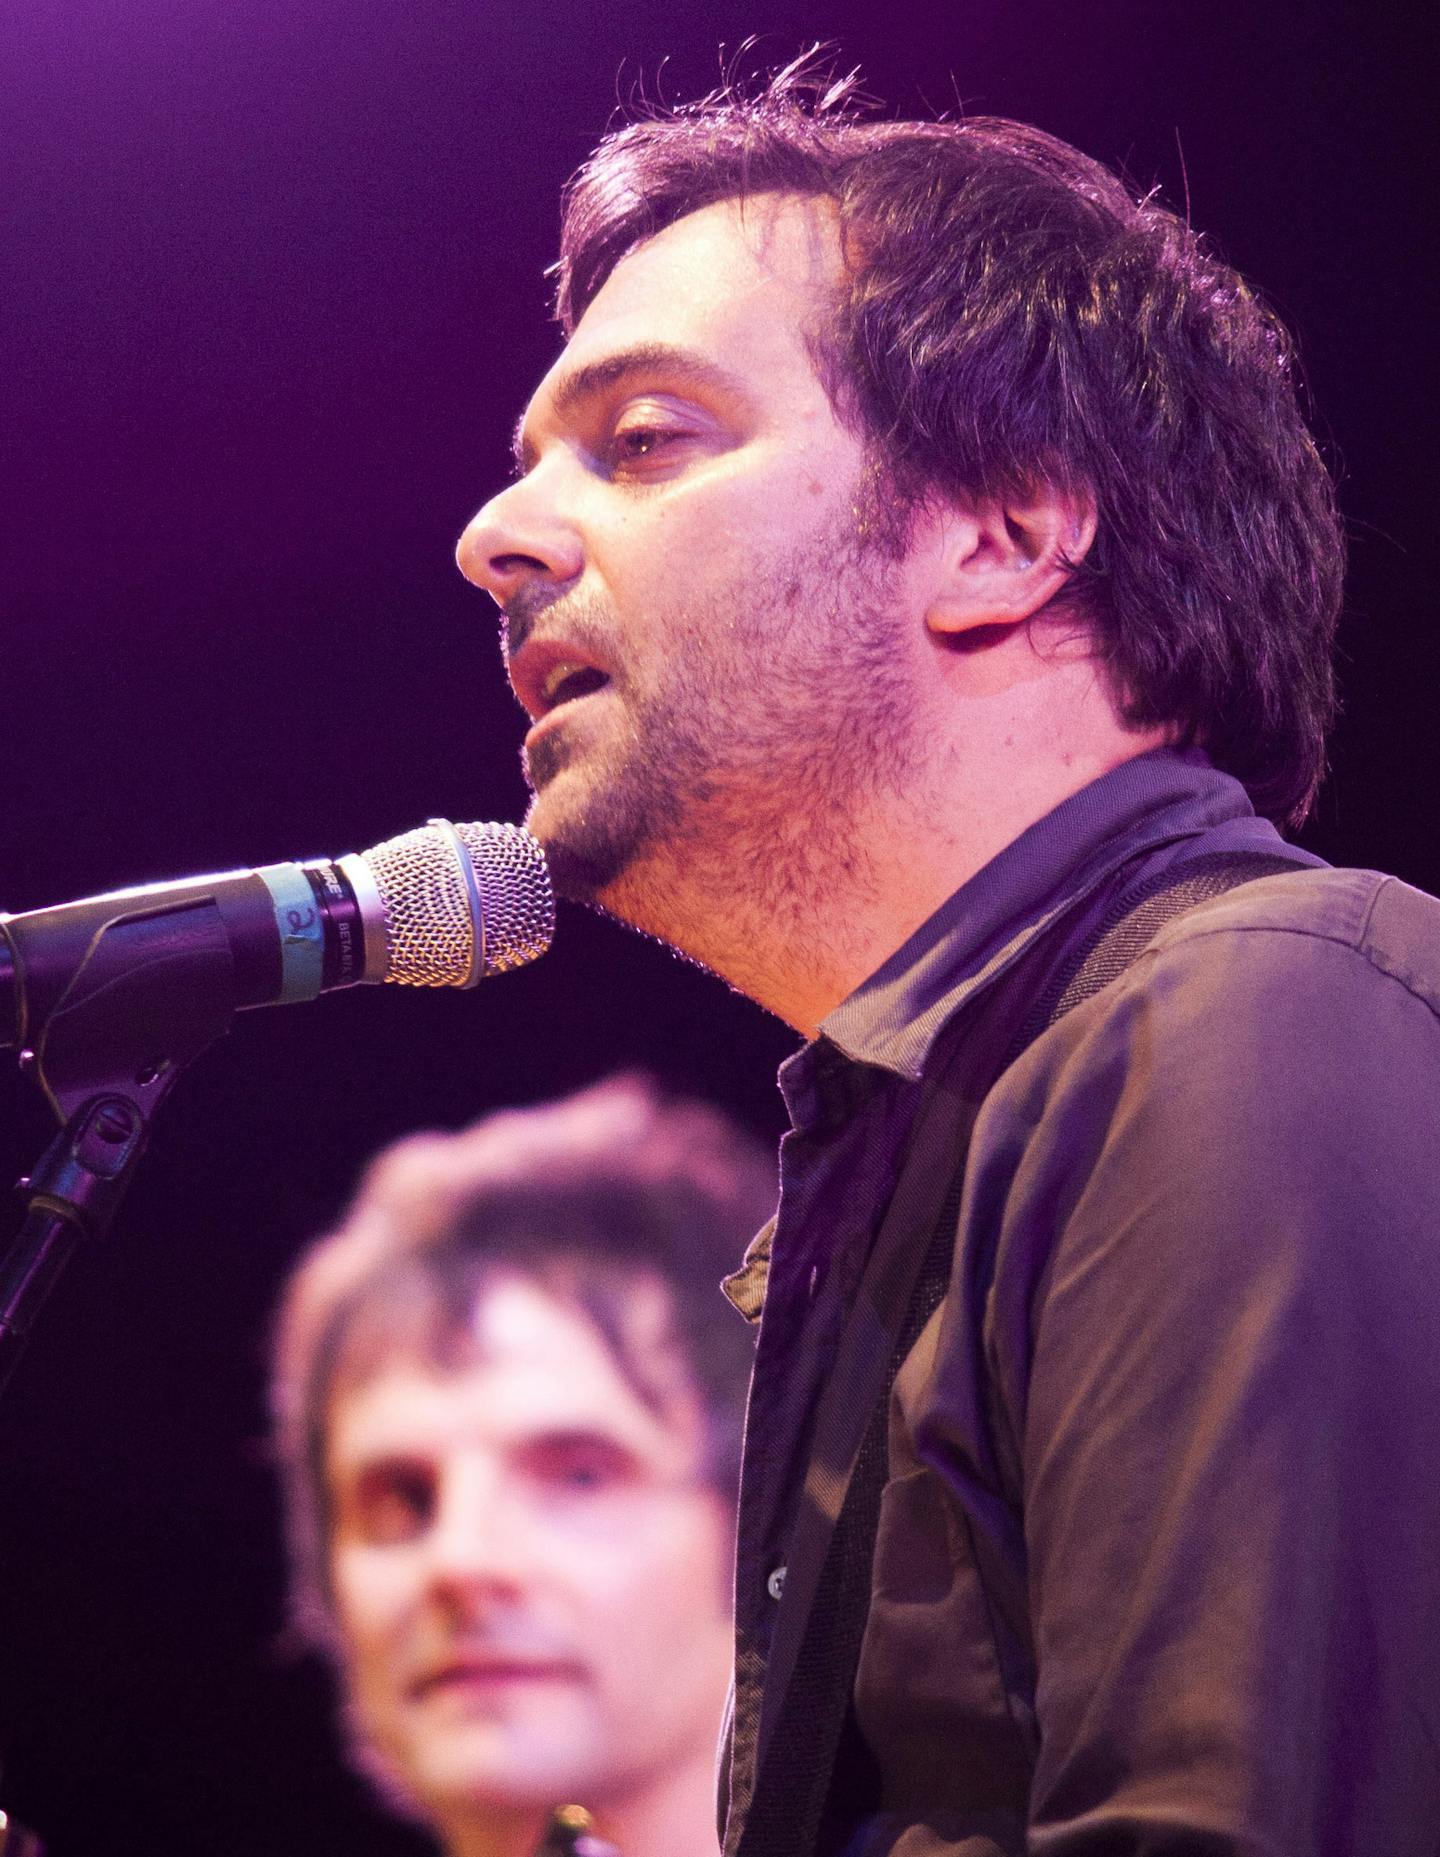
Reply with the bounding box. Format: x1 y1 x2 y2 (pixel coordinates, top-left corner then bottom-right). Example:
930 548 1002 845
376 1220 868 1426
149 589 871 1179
358 820 554 987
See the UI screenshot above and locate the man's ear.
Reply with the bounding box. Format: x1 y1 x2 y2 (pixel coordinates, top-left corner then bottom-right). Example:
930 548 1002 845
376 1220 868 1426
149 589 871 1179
924 482 1097 638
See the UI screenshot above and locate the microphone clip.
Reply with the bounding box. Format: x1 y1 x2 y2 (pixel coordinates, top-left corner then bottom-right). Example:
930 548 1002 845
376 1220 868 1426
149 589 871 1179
0 897 239 1400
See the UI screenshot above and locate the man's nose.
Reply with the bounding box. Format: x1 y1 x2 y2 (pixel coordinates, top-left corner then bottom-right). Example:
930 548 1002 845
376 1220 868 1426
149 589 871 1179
455 476 584 610
424 1468 531 1604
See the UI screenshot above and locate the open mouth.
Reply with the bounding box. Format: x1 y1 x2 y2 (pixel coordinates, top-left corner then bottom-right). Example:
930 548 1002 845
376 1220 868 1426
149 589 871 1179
539 662 610 714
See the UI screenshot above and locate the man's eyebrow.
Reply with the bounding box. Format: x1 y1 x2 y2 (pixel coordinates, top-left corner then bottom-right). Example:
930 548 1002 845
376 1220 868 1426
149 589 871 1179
520 1424 636 1452
511 343 749 475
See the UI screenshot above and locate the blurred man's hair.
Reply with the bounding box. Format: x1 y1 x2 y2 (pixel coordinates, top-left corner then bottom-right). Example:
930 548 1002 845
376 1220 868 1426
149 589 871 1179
556 57 1344 826
271 1075 774 1650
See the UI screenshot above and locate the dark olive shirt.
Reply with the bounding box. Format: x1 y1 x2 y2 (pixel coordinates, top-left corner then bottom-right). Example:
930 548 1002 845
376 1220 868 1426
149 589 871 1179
723 750 1440 1855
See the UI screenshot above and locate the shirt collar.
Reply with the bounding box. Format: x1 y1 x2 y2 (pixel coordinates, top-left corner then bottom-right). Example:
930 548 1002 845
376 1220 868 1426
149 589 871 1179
727 752 1266 1320
800 748 1258 1087
723 1217 775 1323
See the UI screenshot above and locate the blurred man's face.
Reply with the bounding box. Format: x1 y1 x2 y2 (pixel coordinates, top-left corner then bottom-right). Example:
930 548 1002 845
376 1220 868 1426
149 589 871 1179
326 1273 734 1836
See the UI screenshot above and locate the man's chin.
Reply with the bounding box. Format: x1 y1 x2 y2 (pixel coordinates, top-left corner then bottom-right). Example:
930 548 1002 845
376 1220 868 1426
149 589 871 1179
524 790 640 907
416 1729 605 1820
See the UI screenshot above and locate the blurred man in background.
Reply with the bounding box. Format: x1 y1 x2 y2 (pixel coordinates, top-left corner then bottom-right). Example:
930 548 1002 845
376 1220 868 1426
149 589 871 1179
271 1077 773 1857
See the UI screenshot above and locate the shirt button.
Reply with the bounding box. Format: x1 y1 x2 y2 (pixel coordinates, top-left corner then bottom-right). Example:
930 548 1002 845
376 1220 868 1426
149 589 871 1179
766 1565 787 1601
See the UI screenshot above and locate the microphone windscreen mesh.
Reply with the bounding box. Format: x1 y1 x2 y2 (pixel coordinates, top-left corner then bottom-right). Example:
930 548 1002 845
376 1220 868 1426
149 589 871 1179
453 821 555 977
358 821 553 987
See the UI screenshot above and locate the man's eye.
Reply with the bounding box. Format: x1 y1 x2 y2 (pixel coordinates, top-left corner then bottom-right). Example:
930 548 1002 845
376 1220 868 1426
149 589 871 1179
349 1462 435 1544
610 424 682 469
613 425 668 458
531 1438 631 1492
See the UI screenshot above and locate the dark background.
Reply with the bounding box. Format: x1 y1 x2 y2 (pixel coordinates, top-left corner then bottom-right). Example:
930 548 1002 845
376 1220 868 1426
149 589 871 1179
2 1 1430 1849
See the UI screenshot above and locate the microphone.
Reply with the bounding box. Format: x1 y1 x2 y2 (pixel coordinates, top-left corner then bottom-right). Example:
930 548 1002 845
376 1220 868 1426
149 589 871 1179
0 819 554 1052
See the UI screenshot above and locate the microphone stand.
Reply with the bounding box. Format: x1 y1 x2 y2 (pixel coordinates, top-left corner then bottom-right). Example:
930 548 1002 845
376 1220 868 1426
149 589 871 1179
0 899 240 1399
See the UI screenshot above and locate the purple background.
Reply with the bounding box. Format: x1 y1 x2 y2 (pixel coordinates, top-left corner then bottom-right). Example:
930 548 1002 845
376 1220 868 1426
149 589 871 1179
2 1 1429 1850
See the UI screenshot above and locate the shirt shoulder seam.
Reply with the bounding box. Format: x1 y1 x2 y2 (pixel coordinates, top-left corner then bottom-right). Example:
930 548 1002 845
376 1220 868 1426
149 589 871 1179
1125 873 1440 1022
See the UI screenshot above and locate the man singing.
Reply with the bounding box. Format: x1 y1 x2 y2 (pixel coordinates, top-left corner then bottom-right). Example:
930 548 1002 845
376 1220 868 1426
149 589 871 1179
272 1077 772 1857
455 66 1440 1854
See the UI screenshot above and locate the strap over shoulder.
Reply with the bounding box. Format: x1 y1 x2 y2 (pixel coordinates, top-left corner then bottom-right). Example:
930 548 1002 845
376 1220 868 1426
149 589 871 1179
1011 850 1303 1058
733 849 1303 1857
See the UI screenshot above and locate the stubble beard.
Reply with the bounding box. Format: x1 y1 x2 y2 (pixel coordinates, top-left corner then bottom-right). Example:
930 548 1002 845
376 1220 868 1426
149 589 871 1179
522 663 681 905
522 498 922 978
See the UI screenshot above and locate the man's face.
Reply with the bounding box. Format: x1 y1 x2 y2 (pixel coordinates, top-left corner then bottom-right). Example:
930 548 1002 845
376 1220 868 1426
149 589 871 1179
326 1273 734 1830
456 193 930 926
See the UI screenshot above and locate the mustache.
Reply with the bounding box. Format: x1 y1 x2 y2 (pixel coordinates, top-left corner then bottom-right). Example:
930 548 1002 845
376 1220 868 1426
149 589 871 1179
502 585 620 676
500 581 565 663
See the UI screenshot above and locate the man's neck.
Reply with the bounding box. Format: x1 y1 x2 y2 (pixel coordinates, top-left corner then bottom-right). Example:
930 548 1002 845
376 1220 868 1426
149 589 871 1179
604 727 1167 1039
442 1805 551 1857
584 1734 723 1857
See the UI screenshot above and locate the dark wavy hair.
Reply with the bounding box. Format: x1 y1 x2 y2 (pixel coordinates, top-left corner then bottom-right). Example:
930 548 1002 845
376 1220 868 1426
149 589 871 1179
555 63 1343 825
